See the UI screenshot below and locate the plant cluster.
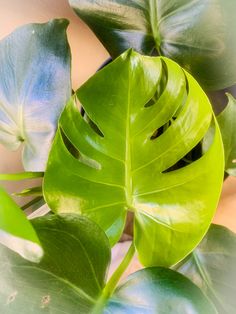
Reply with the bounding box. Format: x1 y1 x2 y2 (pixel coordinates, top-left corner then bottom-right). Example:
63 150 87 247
0 1 236 313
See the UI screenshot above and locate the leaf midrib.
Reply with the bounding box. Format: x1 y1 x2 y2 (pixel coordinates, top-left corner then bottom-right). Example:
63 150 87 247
124 60 133 209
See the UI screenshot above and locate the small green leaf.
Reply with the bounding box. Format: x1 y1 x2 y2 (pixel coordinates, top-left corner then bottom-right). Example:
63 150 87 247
0 187 43 262
0 19 71 171
216 94 236 176
44 50 224 267
106 268 216 314
69 0 236 90
0 214 110 313
176 224 236 314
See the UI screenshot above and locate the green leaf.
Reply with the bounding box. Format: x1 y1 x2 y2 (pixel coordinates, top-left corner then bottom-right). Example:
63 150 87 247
176 224 236 314
0 214 110 314
106 268 216 314
44 50 224 267
0 186 43 262
0 19 71 171
216 94 236 176
0 214 216 313
69 0 236 90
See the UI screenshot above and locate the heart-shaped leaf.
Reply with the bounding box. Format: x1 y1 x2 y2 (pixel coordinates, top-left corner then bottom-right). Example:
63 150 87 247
0 19 71 171
69 0 236 90
106 268 216 314
0 214 216 314
0 214 111 313
44 50 224 267
176 224 236 314
0 186 43 262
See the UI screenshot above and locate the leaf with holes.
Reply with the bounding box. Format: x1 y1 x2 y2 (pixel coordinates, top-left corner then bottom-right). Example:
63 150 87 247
0 214 216 314
176 224 236 314
44 50 224 267
0 186 43 262
0 19 71 171
69 0 236 90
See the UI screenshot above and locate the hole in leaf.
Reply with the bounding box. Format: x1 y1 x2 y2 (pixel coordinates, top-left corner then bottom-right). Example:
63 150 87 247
61 128 101 170
145 59 168 108
163 141 203 173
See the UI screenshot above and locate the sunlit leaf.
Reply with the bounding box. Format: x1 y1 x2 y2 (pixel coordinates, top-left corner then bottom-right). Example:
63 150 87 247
44 50 224 267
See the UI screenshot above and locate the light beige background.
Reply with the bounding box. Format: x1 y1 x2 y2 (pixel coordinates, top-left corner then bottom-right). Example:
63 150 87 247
0 0 235 232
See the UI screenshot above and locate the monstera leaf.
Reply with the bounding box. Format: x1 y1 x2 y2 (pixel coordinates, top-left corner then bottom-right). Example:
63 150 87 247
176 224 236 314
0 19 71 171
0 186 43 262
44 50 224 267
69 0 236 90
0 214 216 314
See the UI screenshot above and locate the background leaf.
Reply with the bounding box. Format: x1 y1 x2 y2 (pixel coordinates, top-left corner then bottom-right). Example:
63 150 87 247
0 214 110 314
69 0 236 90
216 94 236 176
106 268 216 314
176 224 236 314
0 19 71 171
0 186 43 262
44 50 224 267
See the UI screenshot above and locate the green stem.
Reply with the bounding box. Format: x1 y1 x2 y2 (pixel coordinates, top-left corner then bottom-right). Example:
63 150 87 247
92 241 135 314
0 171 44 181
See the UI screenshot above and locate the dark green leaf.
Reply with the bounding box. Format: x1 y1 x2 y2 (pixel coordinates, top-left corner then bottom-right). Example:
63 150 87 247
44 50 224 267
69 0 236 90
106 268 216 314
0 186 43 262
0 19 71 171
0 214 110 313
176 224 236 314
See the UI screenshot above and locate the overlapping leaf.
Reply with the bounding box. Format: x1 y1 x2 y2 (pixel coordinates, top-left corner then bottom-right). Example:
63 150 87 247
176 224 236 314
106 268 216 314
44 50 224 267
0 19 71 171
0 214 216 314
69 0 236 90
0 186 43 262
216 94 236 176
0 214 110 313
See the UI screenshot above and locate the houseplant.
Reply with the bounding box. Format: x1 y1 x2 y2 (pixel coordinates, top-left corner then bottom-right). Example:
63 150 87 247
0 1 236 313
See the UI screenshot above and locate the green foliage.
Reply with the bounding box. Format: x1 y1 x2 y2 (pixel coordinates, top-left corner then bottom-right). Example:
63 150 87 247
216 95 236 176
69 0 236 90
106 268 216 314
0 186 42 262
0 19 71 171
0 214 216 314
176 224 236 314
44 50 224 267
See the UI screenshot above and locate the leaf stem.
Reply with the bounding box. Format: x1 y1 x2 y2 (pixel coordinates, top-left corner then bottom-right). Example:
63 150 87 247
0 172 44 181
92 241 135 313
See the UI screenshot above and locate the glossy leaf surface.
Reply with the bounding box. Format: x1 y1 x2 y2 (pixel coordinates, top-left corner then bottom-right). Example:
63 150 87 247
0 186 43 262
44 50 224 267
0 214 215 313
176 224 236 314
0 214 110 313
106 268 216 314
70 0 236 90
0 19 71 171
